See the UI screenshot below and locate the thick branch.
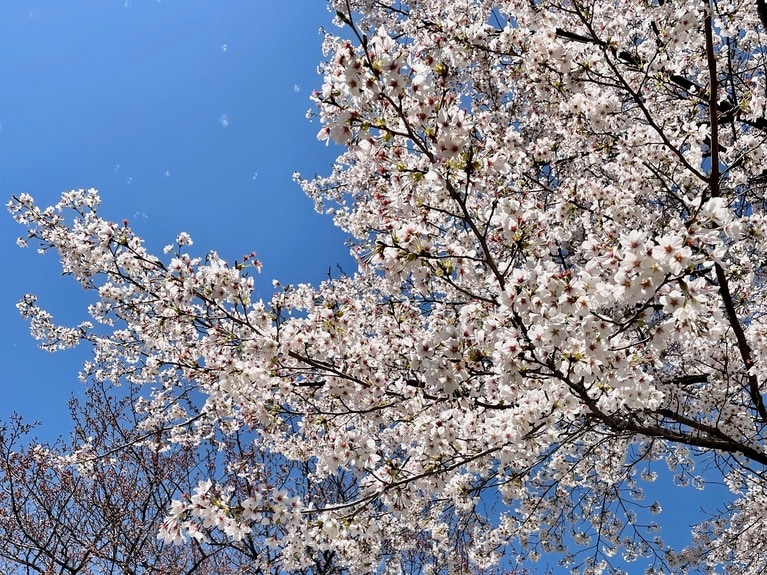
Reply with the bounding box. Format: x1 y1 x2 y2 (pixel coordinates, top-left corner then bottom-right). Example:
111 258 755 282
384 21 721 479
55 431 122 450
703 2 767 422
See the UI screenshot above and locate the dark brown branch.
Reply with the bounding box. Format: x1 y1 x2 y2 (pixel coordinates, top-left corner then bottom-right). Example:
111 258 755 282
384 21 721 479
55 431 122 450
702 3 767 423
757 0 767 32
704 5 722 202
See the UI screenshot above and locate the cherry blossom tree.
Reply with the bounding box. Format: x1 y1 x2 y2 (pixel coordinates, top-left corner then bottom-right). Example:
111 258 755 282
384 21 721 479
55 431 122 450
9 0 767 572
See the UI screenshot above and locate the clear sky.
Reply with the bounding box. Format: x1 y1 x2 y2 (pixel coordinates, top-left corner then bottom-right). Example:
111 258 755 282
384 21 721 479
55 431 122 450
0 2 731 570
0 1 352 433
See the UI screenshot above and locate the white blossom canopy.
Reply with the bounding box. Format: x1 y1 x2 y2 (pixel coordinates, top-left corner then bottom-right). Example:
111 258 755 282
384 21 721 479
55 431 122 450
9 0 767 573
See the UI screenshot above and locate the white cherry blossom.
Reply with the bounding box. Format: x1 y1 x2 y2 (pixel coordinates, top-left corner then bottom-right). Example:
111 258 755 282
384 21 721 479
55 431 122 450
9 0 767 573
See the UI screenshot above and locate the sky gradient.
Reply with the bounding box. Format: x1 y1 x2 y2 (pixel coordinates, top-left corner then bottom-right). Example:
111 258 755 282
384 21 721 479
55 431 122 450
1 1 351 434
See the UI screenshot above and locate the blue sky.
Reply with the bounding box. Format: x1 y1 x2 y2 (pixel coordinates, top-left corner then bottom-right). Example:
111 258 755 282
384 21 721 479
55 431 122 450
0 1 351 433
